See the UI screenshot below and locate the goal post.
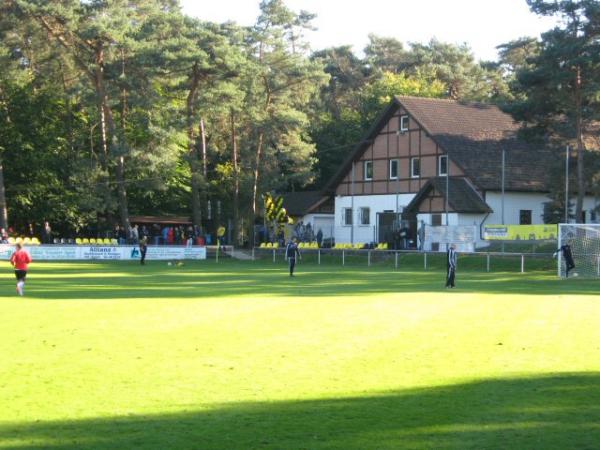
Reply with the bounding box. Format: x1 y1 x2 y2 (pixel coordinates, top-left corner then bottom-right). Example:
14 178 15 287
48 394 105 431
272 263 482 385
558 224 600 278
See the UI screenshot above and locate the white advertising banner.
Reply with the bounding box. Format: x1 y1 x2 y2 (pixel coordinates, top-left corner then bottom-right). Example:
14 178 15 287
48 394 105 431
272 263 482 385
0 245 206 261
424 225 477 253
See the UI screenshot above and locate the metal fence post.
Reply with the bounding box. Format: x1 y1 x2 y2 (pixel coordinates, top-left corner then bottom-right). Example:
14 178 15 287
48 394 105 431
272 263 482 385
318 249 321 265
395 251 398 269
521 254 524 273
273 249 276 263
424 252 427 270
342 250 345 266
597 256 600 277
252 247 255 261
368 250 371 267
486 253 490 272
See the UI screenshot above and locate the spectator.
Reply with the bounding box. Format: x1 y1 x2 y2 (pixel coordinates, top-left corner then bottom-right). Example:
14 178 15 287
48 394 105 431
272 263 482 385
42 221 52 244
131 224 139 244
316 229 323 247
162 226 169 245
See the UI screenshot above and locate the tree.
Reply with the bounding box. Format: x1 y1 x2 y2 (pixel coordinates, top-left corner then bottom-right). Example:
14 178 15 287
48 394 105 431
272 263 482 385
510 0 600 221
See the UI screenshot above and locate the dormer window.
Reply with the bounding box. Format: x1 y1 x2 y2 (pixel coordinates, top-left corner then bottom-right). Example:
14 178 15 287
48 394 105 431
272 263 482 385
400 115 409 132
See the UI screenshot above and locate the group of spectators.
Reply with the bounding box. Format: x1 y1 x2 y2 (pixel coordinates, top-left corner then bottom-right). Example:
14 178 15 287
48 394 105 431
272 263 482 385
114 224 204 246
0 221 208 246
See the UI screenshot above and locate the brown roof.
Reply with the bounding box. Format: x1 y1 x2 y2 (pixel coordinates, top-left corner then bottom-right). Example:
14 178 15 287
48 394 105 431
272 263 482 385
404 177 492 214
396 96 556 192
281 191 330 217
325 96 556 193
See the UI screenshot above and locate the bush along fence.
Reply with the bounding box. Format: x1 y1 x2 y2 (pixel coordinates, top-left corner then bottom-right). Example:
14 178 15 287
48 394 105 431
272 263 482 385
251 248 556 273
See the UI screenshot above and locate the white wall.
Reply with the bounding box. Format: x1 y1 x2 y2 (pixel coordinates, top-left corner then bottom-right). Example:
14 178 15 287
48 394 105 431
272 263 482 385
302 214 335 238
334 193 415 243
485 191 599 225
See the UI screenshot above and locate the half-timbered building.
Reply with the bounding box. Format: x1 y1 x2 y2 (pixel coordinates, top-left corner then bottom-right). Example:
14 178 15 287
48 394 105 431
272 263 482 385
324 96 599 246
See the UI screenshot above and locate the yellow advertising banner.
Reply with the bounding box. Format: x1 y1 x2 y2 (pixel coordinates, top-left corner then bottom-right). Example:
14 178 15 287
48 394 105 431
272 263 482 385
483 224 558 241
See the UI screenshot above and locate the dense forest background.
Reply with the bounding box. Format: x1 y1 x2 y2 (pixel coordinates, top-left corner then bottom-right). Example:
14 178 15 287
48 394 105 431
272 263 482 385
0 0 598 243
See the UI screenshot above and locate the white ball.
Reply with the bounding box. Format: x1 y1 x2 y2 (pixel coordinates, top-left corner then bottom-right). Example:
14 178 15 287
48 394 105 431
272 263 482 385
167 262 172 266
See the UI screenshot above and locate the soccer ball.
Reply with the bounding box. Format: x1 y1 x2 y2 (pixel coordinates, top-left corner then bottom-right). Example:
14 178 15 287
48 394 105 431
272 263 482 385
573 272 579 277
167 262 173 266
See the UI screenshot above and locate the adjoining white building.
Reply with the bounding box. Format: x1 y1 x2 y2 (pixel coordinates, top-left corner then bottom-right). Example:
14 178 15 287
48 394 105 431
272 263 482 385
321 96 598 247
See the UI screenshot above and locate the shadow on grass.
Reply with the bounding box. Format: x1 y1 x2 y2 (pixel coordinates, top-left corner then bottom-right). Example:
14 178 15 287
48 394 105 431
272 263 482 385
2 373 600 449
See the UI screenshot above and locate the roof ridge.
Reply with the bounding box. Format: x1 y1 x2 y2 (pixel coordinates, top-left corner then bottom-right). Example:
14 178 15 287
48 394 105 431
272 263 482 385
395 95 497 108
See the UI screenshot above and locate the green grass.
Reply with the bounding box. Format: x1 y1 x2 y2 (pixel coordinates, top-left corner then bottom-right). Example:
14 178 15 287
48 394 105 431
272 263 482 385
1 259 599 449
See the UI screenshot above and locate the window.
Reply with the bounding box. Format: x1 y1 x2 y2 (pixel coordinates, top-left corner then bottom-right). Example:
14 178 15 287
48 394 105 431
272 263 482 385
439 155 448 176
432 214 442 226
389 159 399 179
343 208 353 226
591 211 597 222
519 210 532 225
400 115 409 132
364 160 373 181
359 207 370 225
411 158 420 178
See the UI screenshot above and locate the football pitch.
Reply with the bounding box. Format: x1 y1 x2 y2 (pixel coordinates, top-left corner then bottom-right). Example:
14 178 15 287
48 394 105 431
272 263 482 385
1 260 599 449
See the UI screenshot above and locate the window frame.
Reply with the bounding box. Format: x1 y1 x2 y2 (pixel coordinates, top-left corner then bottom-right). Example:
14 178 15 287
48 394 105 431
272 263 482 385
519 209 532 225
439 155 448 176
343 207 353 226
411 157 420 178
359 207 370 226
389 159 399 180
364 160 373 181
400 115 409 132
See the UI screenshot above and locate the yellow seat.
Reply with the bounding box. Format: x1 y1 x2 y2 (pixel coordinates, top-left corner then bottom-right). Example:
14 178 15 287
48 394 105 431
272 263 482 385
23 237 31 244
103 238 111 245
273 242 279 249
89 238 97 245
82 238 89 244
111 238 118 246
8 237 15 244
266 242 273 248
16 237 23 244
31 237 40 245
75 238 82 245
259 242 266 248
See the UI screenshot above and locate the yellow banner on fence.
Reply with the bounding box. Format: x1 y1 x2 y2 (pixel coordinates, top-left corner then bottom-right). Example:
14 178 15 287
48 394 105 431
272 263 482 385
483 224 558 241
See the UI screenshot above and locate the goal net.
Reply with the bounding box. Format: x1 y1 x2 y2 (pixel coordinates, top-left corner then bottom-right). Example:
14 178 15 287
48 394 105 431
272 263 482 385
558 224 600 278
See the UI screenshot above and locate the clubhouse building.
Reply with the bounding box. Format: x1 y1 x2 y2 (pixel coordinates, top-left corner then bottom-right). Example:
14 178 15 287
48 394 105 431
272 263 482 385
315 96 599 247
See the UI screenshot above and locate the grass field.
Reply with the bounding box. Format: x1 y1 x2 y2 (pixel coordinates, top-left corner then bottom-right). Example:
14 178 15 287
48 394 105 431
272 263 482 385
1 259 599 449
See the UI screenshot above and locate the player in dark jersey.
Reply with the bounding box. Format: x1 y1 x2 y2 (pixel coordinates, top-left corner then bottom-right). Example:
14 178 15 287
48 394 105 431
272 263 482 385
554 243 576 277
446 244 457 288
285 238 301 276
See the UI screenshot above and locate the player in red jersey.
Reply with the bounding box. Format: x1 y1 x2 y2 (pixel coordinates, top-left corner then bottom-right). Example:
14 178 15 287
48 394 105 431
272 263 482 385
10 242 32 296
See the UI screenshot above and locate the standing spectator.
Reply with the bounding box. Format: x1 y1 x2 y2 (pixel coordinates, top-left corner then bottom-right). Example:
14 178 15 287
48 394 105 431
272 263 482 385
10 242 32 296
118 225 127 245
28 223 35 237
0 228 8 244
141 225 149 240
131 224 139 244
42 221 52 244
316 229 323 247
446 244 457 288
167 227 174 245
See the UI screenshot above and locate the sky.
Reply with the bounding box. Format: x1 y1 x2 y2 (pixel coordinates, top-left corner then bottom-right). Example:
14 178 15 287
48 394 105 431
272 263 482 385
180 0 560 61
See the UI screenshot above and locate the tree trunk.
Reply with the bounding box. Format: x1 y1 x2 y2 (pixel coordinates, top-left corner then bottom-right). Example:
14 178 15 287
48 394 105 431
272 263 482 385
0 160 8 230
231 111 240 246
187 65 202 228
198 117 208 226
574 65 585 222
251 131 264 246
